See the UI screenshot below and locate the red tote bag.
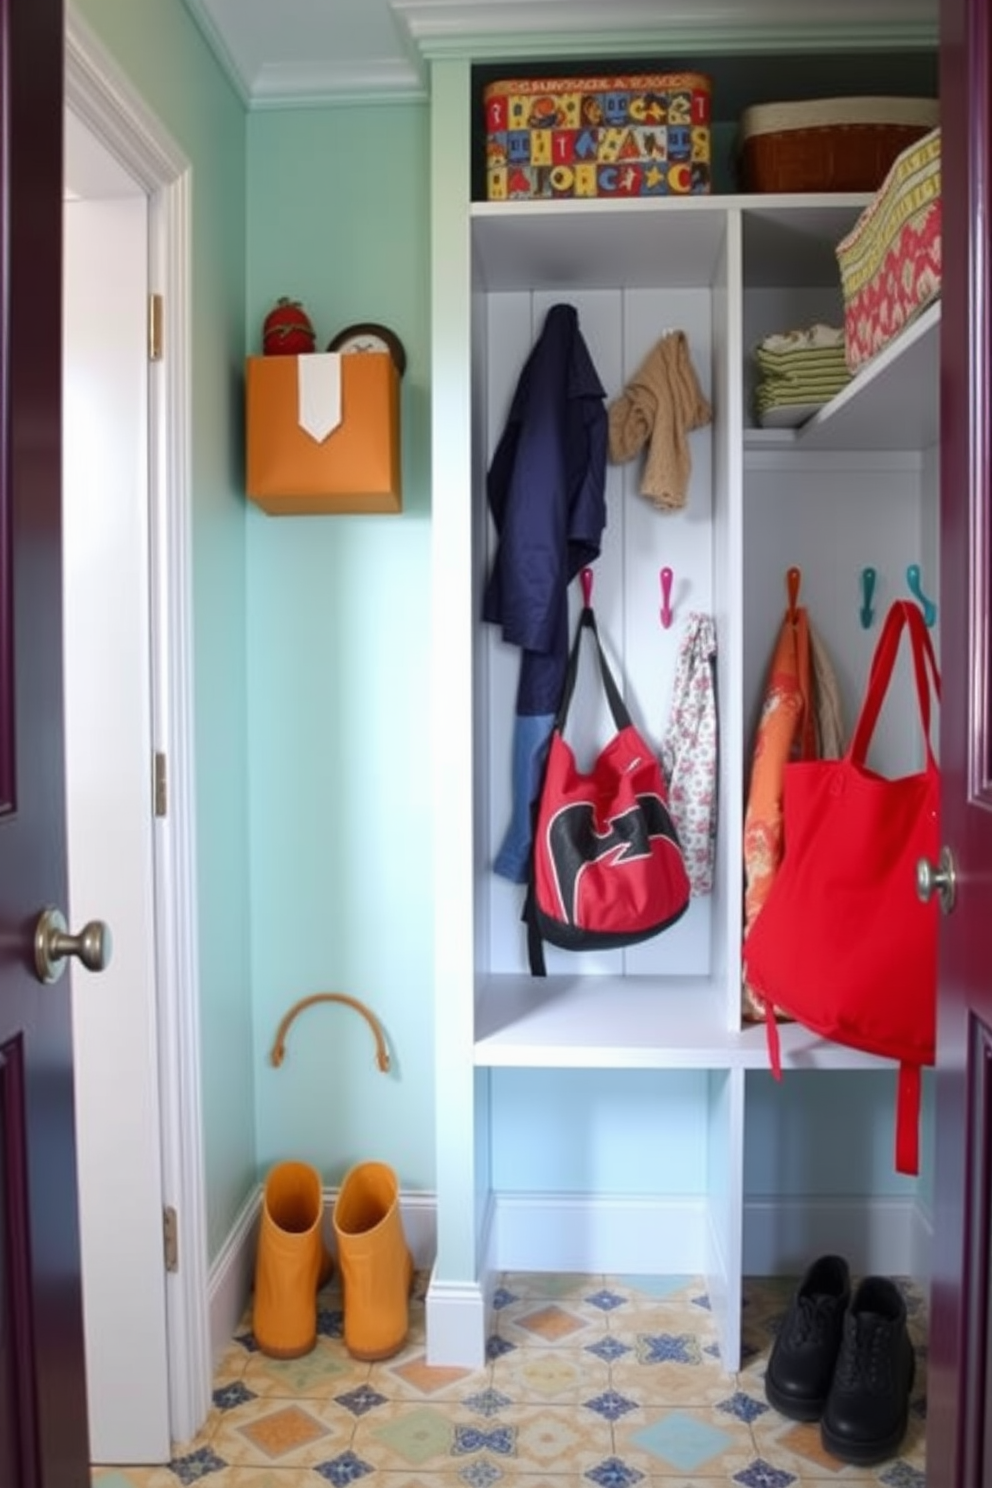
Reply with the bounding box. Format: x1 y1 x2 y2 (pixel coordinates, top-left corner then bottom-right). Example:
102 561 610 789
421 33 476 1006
527 602 691 975
743 600 940 1174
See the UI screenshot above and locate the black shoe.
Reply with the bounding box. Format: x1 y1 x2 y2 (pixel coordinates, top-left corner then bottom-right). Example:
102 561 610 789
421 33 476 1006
820 1276 916 1466
764 1254 851 1421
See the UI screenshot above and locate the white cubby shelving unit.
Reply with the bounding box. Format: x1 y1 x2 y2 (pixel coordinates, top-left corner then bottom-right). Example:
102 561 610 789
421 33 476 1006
427 58 939 1370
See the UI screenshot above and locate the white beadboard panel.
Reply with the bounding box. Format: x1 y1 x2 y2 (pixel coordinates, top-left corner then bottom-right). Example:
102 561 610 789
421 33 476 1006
488 1068 710 1195
741 460 928 767
620 286 715 980
481 283 719 981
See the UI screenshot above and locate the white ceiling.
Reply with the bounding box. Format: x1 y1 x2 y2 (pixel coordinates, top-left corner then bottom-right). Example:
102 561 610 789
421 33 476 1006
182 0 939 109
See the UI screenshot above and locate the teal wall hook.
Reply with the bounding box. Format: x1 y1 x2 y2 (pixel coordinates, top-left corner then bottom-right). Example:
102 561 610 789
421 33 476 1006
906 563 938 627
860 566 877 629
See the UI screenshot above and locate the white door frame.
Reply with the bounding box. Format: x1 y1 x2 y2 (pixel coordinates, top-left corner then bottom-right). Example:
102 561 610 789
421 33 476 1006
65 6 211 1445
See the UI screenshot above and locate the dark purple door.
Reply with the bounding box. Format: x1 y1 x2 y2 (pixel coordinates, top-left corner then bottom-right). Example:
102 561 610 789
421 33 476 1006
0 0 91 1483
928 0 992 1481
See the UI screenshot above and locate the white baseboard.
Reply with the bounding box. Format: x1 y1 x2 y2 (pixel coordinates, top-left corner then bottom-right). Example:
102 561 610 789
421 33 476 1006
207 1184 438 1367
492 1192 709 1274
207 1186 261 1365
742 1196 931 1278
208 1185 931 1369
425 1276 489 1368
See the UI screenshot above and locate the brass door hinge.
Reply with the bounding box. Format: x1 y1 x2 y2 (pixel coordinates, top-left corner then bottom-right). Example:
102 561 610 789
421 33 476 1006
154 751 167 818
148 293 163 361
163 1206 179 1273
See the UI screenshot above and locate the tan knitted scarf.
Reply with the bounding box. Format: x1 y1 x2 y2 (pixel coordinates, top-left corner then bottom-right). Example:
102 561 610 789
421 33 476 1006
608 330 713 511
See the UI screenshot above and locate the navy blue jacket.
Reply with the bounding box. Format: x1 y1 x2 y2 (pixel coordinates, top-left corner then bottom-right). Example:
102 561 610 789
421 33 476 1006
483 302 607 714
483 303 608 880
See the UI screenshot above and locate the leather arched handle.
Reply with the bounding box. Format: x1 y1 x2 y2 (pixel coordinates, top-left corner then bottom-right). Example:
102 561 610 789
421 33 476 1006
269 992 390 1073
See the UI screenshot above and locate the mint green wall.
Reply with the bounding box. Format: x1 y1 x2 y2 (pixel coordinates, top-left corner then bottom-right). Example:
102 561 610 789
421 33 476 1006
70 0 254 1259
245 105 435 1187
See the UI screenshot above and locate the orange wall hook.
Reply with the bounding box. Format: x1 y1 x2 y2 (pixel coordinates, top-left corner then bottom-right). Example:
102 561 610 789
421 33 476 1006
786 565 802 624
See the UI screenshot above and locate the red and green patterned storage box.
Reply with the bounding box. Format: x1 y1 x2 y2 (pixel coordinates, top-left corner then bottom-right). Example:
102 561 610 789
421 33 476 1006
835 126 941 373
484 74 712 200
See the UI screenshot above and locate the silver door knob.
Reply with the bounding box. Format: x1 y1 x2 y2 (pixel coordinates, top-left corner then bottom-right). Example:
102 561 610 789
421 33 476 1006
916 846 957 915
34 906 113 984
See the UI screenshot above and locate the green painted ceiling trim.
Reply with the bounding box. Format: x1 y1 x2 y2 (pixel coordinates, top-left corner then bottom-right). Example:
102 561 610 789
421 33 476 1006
415 24 937 61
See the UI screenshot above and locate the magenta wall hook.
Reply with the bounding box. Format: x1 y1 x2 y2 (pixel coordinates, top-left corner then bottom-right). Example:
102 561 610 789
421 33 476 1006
580 565 594 608
659 566 674 629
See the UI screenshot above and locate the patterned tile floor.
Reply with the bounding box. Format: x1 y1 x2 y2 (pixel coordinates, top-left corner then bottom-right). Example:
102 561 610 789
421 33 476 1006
91 1271 928 1487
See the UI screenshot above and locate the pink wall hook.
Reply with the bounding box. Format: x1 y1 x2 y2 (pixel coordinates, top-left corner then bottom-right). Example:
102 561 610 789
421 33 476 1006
659 566 674 629
580 566 594 608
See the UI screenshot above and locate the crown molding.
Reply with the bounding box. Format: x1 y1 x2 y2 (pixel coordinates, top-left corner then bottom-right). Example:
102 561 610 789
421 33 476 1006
389 0 938 56
251 58 428 110
182 0 937 109
181 0 251 106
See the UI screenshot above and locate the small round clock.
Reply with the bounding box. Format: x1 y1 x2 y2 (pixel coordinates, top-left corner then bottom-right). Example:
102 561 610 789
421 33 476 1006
327 322 406 377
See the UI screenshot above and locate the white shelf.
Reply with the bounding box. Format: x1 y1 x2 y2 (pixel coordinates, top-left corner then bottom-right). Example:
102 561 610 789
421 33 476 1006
473 974 889 1072
471 192 871 293
471 196 729 291
746 301 941 454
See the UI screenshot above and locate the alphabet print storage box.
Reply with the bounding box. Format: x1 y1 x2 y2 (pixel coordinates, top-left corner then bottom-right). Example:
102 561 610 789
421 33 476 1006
484 73 712 200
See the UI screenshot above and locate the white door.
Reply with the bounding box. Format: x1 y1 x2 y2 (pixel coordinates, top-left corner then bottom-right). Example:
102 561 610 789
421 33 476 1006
62 107 171 1465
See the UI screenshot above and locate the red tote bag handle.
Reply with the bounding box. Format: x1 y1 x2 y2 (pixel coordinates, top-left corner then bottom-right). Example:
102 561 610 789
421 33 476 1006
849 599 940 770
849 598 940 1176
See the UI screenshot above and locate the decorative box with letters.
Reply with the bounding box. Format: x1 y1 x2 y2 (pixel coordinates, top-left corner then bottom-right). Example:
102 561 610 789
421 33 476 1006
483 73 712 200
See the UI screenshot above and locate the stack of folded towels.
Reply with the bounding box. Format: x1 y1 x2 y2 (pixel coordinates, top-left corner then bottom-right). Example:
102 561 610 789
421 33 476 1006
754 323 852 428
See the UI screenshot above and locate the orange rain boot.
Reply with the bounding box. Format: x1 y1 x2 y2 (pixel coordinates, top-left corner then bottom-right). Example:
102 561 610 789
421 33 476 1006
253 1160 333 1359
333 1160 413 1361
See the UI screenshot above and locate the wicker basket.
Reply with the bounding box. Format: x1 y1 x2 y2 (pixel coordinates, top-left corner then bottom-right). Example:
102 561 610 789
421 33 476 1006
739 96 939 193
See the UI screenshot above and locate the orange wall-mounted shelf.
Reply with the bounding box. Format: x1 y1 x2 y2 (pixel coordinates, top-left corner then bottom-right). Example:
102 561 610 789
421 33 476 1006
245 351 401 515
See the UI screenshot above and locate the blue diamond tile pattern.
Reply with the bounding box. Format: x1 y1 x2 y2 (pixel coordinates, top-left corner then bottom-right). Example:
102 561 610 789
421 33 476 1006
313 1449 376 1485
585 1288 626 1312
631 1411 735 1471
168 1446 228 1484
334 1385 388 1416
635 1332 703 1364
880 1465 927 1488
584 1389 639 1422
458 1461 505 1488
121 1274 927 1488
464 1387 514 1417
733 1460 798 1488
486 1335 516 1361
585 1456 646 1487
211 1380 257 1411
452 1423 517 1456
617 1274 693 1299
317 1306 345 1337
718 1390 770 1424
586 1336 631 1362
